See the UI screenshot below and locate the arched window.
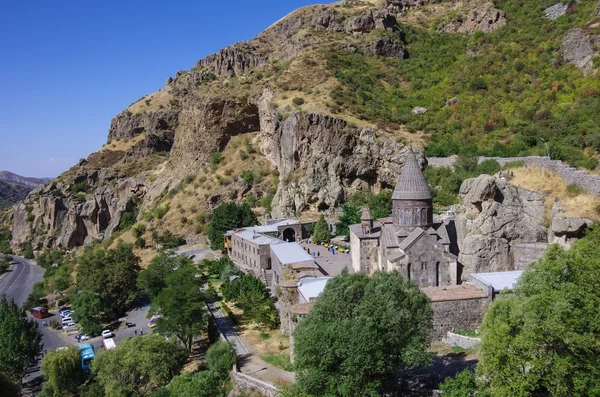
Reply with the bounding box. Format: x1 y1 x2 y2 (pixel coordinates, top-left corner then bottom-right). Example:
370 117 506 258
436 262 440 287
421 208 427 224
414 208 419 225
399 208 404 224
407 263 411 280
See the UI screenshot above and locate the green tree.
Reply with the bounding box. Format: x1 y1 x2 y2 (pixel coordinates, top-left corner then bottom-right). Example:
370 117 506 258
92 334 187 397
0 296 42 383
439 369 477 397
36 249 65 269
71 290 103 336
205 341 235 377
41 346 85 397
477 227 600 397
0 228 12 255
77 243 141 319
221 274 279 329
312 215 330 244
22 245 34 259
0 257 10 274
208 202 258 250
137 251 191 299
335 205 361 236
151 262 208 353
292 271 432 397
0 373 20 397
155 371 223 397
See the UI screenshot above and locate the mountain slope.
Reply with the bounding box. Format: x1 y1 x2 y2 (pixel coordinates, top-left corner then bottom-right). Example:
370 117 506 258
0 180 31 209
9 0 600 253
0 171 52 189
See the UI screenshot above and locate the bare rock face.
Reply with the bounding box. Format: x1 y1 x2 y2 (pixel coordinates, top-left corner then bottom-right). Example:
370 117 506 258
596 1 600 17
439 7 506 34
363 36 406 58
108 109 179 142
11 175 144 251
543 3 569 20
195 42 267 77
257 90 410 216
548 216 592 247
561 28 600 74
168 98 260 172
456 175 546 277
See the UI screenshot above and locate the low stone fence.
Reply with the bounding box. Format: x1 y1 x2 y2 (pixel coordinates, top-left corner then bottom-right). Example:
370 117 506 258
428 156 600 196
232 365 280 397
442 332 481 350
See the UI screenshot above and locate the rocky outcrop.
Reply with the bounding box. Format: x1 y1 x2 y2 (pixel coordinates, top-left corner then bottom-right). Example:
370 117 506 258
596 1 600 17
363 36 406 58
439 7 506 34
456 175 546 277
195 42 267 77
168 98 260 172
11 174 144 251
548 216 592 247
543 3 569 20
257 90 409 216
108 109 179 143
412 106 428 115
560 28 600 74
344 9 399 34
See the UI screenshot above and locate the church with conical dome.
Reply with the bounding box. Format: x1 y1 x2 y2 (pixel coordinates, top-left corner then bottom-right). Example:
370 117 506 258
349 149 459 287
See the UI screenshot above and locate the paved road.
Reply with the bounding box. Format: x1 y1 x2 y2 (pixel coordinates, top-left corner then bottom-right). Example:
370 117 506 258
206 301 248 356
0 256 44 306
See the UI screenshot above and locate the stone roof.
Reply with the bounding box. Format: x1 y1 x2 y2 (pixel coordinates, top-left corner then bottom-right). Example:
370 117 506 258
349 222 382 239
398 227 426 251
392 149 433 200
421 284 489 302
290 302 314 315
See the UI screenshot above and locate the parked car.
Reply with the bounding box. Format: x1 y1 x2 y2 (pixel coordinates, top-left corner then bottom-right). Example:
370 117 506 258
59 306 71 314
125 322 136 328
25 364 40 374
101 330 113 339
61 316 73 323
74 332 84 340
61 310 73 318
80 334 90 341
62 322 76 329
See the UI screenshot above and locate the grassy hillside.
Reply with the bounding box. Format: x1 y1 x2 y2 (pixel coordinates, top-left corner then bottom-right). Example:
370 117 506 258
326 0 600 169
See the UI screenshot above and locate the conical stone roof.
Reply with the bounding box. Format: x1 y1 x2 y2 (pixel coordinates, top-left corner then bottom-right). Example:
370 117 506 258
392 149 433 200
360 207 374 221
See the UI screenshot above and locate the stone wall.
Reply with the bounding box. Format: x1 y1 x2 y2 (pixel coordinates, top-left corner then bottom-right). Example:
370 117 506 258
431 297 489 340
442 332 481 349
232 365 280 397
429 156 600 195
511 242 549 269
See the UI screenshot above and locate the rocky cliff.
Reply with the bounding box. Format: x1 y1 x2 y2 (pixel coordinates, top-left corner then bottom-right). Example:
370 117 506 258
456 175 547 276
10 0 600 252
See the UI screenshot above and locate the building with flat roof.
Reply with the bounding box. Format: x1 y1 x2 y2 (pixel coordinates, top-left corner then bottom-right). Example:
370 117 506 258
225 219 311 284
470 270 524 299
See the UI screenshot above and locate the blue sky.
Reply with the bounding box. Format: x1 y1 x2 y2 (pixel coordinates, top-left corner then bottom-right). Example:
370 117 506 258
0 0 333 177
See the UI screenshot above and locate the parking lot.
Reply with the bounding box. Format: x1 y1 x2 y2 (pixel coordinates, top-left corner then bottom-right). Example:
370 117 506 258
24 305 152 383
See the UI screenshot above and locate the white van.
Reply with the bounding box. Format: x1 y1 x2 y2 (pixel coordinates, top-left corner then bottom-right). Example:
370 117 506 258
62 316 73 323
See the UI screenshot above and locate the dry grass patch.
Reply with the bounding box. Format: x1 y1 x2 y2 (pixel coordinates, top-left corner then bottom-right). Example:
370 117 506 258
510 166 600 222
128 89 174 114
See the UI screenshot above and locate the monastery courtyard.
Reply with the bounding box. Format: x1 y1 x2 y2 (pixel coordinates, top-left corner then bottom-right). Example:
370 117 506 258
298 242 352 277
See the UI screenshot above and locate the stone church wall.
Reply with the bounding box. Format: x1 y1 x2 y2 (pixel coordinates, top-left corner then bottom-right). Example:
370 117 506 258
431 297 489 339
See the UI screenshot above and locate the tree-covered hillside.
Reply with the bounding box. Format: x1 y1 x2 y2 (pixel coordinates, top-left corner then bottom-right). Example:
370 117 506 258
328 0 600 168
